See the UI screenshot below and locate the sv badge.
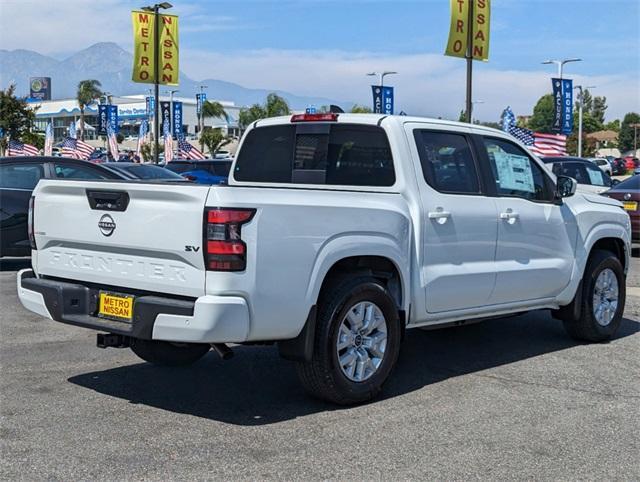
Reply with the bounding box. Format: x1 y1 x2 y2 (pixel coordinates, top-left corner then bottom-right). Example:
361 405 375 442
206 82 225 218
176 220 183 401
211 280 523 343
185 246 201 252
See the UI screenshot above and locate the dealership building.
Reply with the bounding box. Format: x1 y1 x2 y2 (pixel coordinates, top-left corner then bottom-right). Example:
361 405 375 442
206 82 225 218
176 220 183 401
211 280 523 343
30 94 241 142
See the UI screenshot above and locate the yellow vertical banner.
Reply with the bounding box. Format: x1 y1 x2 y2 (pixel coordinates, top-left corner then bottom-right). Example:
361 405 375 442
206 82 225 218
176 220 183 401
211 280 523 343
444 0 490 61
159 14 179 85
131 10 155 83
131 11 179 85
445 0 469 59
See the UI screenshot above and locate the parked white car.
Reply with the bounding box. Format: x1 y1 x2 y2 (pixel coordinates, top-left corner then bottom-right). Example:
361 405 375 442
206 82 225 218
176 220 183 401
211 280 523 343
542 157 614 194
589 157 613 176
18 114 631 404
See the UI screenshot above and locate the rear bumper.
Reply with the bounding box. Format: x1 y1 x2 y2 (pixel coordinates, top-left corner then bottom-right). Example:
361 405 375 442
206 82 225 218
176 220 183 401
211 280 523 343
16 269 250 343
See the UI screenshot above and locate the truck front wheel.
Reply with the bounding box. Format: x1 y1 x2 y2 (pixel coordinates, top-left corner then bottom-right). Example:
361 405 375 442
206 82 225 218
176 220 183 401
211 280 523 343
296 276 402 405
130 339 210 366
562 249 625 342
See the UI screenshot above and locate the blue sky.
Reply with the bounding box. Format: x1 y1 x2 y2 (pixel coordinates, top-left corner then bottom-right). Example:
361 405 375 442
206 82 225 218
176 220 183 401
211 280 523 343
1 0 638 121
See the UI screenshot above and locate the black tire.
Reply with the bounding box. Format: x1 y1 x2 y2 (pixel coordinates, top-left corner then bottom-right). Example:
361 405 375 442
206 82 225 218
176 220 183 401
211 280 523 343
130 339 210 366
563 249 625 342
296 276 402 405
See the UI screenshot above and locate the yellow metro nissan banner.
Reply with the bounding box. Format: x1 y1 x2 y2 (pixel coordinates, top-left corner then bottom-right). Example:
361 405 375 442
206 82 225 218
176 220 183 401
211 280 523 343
445 0 490 61
131 10 179 85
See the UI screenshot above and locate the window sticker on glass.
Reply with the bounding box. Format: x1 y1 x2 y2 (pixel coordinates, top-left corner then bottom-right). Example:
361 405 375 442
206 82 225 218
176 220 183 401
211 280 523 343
493 152 535 193
587 167 604 186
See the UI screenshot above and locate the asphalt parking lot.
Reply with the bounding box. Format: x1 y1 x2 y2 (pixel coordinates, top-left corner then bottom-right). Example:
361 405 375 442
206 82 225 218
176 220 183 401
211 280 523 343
1 257 639 481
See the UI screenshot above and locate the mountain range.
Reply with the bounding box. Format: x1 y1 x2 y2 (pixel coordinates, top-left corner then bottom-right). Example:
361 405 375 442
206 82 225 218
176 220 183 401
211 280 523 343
0 42 348 109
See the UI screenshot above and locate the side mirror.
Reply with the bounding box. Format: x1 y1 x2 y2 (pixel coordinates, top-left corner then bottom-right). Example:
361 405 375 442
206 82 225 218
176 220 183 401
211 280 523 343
555 175 577 201
611 178 621 186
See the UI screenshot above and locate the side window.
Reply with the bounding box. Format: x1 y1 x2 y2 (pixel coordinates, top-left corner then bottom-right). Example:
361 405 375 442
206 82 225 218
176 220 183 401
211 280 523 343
0 163 44 190
234 125 295 183
559 162 610 187
54 163 111 180
413 130 480 194
483 137 552 202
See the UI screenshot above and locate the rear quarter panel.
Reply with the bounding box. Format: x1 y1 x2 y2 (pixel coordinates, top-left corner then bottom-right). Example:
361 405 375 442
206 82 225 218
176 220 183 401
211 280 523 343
205 186 412 341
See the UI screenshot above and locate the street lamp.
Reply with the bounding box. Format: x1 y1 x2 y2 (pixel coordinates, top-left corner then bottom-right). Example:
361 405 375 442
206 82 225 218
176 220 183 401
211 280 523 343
140 1 173 163
541 58 582 79
198 85 208 137
574 85 596 157
165 89 179 138
366 71 398 88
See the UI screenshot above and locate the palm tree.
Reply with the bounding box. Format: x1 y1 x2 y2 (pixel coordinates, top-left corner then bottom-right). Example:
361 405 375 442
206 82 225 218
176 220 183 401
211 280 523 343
238 94 290 131
200 100 228 151
76 80 102 140
265 93 290 117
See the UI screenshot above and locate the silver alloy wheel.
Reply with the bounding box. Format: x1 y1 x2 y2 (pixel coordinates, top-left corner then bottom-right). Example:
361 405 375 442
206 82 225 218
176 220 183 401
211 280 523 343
336 301 388 382
593 268 619 326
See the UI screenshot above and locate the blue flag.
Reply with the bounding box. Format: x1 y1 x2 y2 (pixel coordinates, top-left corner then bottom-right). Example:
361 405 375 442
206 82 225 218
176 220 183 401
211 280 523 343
561 79 573 134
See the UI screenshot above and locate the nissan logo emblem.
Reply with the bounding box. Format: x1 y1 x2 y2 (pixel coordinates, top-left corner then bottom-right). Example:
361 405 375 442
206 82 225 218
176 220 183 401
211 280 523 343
98 214 116 237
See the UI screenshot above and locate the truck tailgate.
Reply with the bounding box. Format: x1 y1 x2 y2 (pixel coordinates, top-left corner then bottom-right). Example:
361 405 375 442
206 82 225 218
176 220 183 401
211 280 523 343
32 180 211 297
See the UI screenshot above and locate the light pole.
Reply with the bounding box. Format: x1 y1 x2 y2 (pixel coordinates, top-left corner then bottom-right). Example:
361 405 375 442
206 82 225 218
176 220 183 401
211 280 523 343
366 71 398 88
574 85 596 157
198 84 208 137
541 58 582 79
141 2 173 163
630 123 640 155
165 89 179 138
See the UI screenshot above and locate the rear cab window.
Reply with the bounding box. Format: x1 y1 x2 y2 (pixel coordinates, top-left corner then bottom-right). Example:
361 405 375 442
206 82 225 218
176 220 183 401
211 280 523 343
0 163 44 190
234 123 395 187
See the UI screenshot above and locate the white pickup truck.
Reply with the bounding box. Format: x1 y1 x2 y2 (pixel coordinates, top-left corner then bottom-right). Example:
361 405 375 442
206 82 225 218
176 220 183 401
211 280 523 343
18 113 631 404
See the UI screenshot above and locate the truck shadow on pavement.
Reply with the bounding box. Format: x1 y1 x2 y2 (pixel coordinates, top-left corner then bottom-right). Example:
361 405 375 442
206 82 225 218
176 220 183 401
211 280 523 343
69 312 639 426
0 258 31 272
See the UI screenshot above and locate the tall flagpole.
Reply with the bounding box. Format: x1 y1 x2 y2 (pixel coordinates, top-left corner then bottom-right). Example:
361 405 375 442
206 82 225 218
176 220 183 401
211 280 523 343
465 0 474 123
153 5 160 164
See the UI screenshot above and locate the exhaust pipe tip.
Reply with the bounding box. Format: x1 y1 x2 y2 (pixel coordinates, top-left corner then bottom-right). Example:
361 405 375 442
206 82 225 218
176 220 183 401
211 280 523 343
211 343 234 360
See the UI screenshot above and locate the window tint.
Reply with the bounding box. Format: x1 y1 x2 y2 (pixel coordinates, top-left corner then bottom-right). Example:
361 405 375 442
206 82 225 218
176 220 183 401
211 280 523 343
54 163 111 180
0 163 44 190
413 130 480 194
164 162 196 174
234 124 395 186
556 162 610 187
483 137 552 201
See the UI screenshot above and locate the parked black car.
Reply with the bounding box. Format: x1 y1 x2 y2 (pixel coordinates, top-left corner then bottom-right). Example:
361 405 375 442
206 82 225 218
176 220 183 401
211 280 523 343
611 157 627 175
101 162 188 181
0 156 123 257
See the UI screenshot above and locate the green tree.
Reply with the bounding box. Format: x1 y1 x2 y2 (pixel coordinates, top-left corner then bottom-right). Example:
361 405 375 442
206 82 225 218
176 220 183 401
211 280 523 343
264 93 290 117
201 100 229 122
578 89 593 113
238 93 290 130
591 96 607 124
458 110 466 122
604 119 621 132
0 84 38 154
22 131 44 150
350 104 372 114
140 142 163 163
76 79 103 141
528 94 555 133
619 112 640 153
200 127 231 156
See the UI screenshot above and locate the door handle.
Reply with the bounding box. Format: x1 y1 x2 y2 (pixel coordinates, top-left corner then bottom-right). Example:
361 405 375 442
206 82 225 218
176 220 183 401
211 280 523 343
499 210 519 224
428 209 451 224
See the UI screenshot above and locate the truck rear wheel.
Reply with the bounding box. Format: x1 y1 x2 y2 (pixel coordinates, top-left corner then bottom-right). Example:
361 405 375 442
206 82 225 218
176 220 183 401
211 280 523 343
562 249 625 342
130 339 210 366
296 276 402 405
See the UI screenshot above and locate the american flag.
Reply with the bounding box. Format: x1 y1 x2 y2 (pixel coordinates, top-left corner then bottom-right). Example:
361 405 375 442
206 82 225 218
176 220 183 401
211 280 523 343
178 138 206 160
163 122 174 163
61 137 94 160
44 122 53 156
508 125 567 157
106 124 119 160
7 140 39 156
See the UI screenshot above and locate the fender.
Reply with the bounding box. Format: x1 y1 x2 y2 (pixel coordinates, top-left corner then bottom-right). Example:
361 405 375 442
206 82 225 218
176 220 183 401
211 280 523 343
304 232 411 313
555 221 630 306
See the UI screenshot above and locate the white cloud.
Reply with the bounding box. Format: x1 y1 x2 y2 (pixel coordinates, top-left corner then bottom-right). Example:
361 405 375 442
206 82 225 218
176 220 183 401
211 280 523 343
181 48 639 122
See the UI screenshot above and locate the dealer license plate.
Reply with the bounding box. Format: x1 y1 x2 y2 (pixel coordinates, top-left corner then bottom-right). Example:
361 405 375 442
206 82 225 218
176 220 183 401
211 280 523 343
98 292 134 322
623 201 637 211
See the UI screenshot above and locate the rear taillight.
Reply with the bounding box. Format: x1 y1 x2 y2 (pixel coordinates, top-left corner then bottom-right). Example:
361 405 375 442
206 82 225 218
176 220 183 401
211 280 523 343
290 113 338 122
28 196 36 250
204 208 255 271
